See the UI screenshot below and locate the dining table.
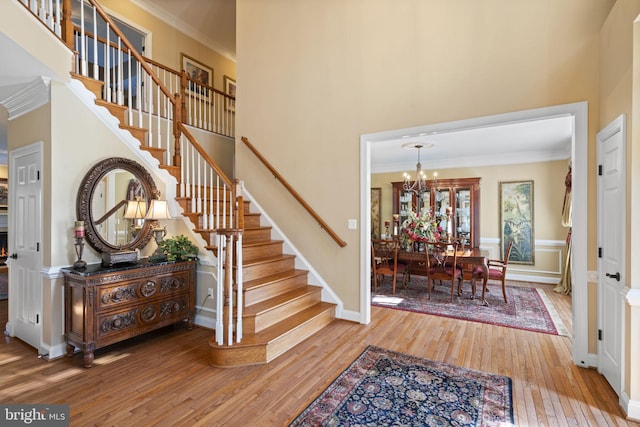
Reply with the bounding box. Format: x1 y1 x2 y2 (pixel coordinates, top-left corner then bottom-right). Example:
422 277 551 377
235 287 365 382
397 245 491 305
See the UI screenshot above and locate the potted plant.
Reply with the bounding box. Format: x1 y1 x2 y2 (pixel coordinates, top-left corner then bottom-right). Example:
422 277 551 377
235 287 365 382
153 235 199 262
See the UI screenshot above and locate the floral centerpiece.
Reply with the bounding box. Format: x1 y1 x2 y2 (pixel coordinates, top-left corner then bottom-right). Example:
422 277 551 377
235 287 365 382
401 210 441 248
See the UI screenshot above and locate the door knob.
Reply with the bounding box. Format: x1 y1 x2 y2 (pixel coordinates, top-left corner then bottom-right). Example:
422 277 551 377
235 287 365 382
9 253 17 259
606 272 620 282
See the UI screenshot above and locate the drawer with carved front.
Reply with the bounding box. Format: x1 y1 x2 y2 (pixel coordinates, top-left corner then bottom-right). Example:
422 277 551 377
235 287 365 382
97 271 190 310
96 296 190 339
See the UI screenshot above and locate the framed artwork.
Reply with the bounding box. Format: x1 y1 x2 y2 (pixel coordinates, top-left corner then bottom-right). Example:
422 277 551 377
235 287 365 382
371 188 381 239
0 178 7 211
500 180 534 264
181 53 213 94
224 75 236 112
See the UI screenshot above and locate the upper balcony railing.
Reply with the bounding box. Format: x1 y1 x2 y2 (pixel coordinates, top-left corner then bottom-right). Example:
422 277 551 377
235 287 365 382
20 0 235 140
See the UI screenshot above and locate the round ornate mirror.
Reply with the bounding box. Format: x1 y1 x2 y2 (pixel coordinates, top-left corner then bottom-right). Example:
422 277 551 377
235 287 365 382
77 157 159 253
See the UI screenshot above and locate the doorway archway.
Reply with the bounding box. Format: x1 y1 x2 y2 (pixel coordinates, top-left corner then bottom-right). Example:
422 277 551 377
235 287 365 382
360 101 588 366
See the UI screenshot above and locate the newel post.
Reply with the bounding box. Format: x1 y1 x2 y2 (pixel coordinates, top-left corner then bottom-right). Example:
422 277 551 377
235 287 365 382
173 92 182 167
61 0 74 49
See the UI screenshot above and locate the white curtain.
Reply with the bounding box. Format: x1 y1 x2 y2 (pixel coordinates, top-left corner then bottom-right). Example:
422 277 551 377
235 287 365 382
555 165 572 295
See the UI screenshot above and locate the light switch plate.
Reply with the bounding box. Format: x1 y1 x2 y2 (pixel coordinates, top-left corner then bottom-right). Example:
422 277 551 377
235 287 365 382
348 219 357 229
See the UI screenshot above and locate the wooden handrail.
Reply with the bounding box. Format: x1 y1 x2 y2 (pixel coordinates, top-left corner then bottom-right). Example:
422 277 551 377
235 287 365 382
241 136 347 248
142 56 234 101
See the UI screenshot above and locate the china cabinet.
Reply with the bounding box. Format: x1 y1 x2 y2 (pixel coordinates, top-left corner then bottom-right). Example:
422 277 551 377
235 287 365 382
392 177 481 247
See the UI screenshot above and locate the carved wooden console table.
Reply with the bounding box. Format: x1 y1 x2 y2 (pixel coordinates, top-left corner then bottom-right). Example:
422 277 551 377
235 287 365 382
62 259 196 368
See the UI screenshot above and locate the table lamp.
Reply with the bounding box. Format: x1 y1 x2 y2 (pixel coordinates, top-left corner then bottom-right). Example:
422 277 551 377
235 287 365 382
145 199 171 260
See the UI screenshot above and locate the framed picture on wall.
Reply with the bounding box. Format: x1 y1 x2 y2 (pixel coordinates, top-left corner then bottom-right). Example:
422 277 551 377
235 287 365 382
181 53 213 95
500 180 534 264
224 75 236 112
0 178 7 211
371 187 381 239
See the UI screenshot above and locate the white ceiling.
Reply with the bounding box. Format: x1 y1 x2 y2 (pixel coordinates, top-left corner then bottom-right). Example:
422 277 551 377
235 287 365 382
0 0 572 171
370 115 573 173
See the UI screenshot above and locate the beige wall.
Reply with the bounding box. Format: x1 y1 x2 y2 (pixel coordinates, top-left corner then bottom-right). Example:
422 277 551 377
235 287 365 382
237 0 612 313
100 0 236 90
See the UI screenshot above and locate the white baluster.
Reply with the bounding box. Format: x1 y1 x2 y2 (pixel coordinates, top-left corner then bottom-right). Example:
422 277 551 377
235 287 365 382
226 234 233 346
136 61 142 128
209 168 214 230
54 0 61 36
117 38 123 105
196 155 202 213
235 234 243 343
215 234 224 346
202 160 208 230
127 48 132 124
180 136 186 198
92 6 98 79
105 24 110 102
80 1 86 76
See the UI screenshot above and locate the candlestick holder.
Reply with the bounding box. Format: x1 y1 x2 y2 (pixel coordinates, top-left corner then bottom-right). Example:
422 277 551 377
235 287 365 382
73 237 87 270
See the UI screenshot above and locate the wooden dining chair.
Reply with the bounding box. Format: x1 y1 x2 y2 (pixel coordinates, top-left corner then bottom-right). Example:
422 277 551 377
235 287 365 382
426 241 462 302
464 240 513 303
371 239 407 294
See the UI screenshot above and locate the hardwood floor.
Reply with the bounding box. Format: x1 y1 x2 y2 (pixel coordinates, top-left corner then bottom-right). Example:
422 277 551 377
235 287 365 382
0 282 638 426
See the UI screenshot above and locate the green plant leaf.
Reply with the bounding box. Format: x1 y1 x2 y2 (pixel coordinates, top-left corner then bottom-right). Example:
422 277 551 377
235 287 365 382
157 235 199 262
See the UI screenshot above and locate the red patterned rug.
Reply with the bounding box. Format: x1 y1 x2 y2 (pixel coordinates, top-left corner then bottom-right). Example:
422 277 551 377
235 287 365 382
371 276 569 336
290 345 514 426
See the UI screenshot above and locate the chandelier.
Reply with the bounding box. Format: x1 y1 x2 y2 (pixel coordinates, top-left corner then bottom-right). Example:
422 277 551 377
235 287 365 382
402 144 435 199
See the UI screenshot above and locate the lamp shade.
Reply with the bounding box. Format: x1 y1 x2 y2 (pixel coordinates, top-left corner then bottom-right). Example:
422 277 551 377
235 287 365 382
123 199 147 219
145 199 171 220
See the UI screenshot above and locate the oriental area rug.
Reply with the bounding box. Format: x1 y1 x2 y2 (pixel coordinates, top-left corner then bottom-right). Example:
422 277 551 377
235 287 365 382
371 276 569 336
289 345 514 426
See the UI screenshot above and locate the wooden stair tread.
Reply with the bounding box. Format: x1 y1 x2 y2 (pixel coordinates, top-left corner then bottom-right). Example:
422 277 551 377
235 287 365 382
243 285 321 316
243 239 283 248
213 302 335 348
243 269 308 291
242 253 295 267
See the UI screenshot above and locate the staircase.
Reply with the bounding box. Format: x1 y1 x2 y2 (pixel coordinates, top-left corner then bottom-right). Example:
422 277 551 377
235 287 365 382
179 193 336 366
5 0 339 367
62 6 336 366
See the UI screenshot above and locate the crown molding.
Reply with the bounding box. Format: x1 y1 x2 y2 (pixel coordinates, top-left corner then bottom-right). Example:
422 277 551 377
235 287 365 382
0 76 50 120
130 0 236 63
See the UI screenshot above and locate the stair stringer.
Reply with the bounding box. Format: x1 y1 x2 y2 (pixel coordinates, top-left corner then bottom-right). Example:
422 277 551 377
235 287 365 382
241 185 346 319
65 78 217 266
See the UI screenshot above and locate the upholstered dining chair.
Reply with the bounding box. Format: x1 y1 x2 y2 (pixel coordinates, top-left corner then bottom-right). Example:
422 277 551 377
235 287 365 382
371 239 407 294
426 241 462 302
464 240 513 303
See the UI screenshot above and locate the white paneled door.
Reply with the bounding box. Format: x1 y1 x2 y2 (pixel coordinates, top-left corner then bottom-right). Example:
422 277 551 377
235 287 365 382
597 115 625 397
7 143 42 353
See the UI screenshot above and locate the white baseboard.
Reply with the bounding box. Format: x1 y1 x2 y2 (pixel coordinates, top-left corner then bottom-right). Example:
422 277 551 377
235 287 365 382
507 273 560 285
336 308 362 323
621 392 640 421
195 306 215 330
193 314 216 330
40 342 67 361
579 352 599 369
